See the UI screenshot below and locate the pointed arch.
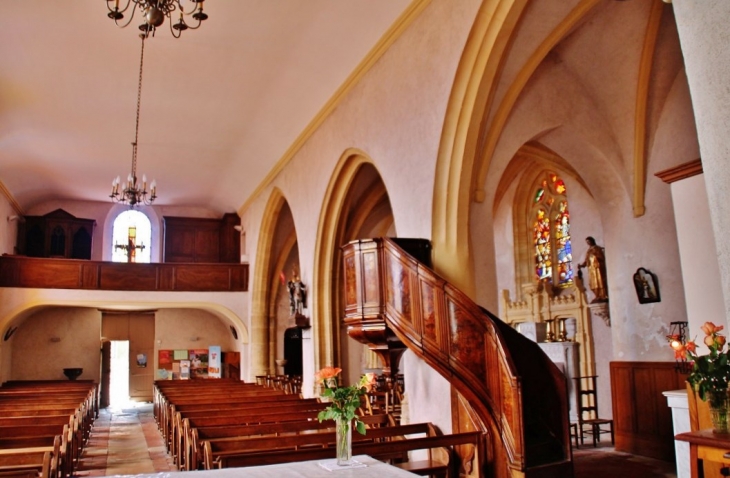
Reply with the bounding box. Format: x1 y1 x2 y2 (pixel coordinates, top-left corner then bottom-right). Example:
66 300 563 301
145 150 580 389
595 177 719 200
250 188 289 379
313 149 373 371
431 0 529 296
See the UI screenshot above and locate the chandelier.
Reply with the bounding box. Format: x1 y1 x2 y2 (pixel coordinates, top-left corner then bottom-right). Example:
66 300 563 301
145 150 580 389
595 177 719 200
106 0 208 38
110 36 157 207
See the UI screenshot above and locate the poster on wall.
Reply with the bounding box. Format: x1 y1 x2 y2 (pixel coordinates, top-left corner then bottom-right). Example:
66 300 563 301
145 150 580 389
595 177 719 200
179 360 191 380
208 346 222 378
189 349 209 379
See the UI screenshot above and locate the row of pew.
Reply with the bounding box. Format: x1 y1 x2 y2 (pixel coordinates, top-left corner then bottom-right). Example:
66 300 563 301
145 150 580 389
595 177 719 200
153 379 484 476
0 380 99 478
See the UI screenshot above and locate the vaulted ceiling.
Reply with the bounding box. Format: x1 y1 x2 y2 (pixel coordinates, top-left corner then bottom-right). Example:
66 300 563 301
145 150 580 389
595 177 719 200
0 0 411 214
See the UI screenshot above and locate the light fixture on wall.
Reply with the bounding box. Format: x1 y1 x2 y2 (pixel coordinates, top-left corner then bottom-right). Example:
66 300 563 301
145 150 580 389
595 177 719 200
667 321 692 374
109 35 157 207
106 0 208 39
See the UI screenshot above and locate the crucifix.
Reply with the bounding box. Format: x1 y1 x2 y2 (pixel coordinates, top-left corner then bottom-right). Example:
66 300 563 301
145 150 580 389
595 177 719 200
114 226 146 263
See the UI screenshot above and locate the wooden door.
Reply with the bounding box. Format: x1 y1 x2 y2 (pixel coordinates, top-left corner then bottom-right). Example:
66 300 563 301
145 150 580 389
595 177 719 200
100 341 111 408
128 314 154 401
102 312 155 402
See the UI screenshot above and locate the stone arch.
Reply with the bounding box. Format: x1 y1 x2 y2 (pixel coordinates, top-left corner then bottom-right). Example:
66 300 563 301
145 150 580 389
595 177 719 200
431 0 603 297
249 188 291 379
313 148 395 383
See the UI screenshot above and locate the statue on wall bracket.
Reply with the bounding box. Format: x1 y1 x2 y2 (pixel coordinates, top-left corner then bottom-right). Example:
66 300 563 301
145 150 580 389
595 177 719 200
578 236 608 303
287 268 310 328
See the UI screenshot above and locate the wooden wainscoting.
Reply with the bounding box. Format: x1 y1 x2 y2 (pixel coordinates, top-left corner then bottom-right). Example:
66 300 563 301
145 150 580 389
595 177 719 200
610 361 689 461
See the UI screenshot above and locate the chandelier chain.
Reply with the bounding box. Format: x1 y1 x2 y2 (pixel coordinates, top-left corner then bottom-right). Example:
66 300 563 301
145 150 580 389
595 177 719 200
131 35 146 180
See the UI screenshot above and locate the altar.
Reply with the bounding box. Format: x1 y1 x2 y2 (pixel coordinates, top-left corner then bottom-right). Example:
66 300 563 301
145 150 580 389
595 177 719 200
116 456 420 478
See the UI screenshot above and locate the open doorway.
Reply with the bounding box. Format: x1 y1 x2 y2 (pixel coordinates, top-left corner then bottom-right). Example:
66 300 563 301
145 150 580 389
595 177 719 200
110 341 130 407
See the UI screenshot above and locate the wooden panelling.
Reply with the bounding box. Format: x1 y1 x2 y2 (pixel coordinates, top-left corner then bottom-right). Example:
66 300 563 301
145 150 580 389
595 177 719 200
17 209 96 260
0 255 248 292
610 361 689 461
163 214 240 263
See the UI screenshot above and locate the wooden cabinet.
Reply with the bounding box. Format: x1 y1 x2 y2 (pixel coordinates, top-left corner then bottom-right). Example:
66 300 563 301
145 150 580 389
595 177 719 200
18 209 96 259
162 213 240 263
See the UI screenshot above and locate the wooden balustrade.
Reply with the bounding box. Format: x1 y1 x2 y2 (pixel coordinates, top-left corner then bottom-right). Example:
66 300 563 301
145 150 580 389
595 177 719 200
0 255 248 292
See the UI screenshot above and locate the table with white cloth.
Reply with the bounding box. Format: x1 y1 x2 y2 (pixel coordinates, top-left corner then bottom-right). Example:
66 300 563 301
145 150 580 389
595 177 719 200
118 455 420 478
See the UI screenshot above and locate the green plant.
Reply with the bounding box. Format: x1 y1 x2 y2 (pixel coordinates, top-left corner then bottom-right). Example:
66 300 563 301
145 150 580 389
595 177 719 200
315 367 376 435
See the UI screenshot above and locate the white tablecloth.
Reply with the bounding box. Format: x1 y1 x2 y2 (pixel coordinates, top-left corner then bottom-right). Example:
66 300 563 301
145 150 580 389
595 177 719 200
113 455 420 478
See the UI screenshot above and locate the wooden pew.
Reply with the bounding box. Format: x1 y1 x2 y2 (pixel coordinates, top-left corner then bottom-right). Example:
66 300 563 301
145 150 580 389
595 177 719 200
0 450 52 478
0 437 60 478
159 391 299 442
0 382 97 478
202 424 483 476
186 413 396 470
168 401 327 466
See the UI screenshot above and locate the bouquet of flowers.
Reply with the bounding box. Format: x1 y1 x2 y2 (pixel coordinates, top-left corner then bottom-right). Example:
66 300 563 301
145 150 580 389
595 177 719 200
315 367 376 435
669 321 730 406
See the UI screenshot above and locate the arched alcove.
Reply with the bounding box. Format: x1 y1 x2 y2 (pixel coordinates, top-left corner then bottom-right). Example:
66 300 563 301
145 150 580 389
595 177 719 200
314 150 395 385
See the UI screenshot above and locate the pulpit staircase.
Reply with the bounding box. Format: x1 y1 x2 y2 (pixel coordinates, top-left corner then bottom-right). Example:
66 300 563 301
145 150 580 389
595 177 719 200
342 238 573 477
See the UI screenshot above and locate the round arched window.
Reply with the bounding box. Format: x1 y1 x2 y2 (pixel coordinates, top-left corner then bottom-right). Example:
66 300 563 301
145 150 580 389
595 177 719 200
112 210 152 263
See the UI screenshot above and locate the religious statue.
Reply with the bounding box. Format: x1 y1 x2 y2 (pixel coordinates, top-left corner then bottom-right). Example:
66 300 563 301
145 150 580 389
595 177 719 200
287 271 307 316
578 236 608 302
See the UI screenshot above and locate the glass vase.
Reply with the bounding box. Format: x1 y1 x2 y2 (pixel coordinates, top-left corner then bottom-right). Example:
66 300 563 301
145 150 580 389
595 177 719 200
708 389 730 434
335 417 353 466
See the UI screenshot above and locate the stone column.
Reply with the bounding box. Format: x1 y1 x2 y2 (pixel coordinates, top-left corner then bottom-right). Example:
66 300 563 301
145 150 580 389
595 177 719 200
673 0 730 324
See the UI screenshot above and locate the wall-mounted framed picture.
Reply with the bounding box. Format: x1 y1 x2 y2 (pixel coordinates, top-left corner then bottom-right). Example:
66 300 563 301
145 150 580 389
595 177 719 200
633 267 660 304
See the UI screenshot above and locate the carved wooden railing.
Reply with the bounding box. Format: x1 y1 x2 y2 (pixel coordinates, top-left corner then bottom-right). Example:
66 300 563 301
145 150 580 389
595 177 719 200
342 238 573 477
0 255 248 292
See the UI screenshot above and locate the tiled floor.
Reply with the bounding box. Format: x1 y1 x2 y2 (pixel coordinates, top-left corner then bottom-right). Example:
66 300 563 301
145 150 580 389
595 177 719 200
75 403 175 477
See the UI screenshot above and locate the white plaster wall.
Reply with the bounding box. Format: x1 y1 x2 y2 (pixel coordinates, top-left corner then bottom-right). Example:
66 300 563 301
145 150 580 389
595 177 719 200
673 0 730 323
241 0 482 430
155 308 238 374
672 175 726 334
9 307 102 381
479 46 690 363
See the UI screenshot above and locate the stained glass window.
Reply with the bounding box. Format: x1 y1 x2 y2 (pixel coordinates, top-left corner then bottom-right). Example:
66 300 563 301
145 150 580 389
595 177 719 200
532 173 573 286
534 209 551 280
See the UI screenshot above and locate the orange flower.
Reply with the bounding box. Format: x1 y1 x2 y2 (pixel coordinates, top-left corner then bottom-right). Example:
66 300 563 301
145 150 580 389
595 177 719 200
705 335 716 347
315 367 341 382
701 322 724 336
686 341 697 353
718 335 727 347
674 345 687 360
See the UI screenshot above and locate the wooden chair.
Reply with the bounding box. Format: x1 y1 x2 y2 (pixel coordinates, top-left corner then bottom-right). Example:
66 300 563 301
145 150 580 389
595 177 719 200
573 375 614 447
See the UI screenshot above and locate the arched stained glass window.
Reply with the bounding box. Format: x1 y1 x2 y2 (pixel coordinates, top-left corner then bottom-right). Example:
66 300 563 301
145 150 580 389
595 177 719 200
531 173 573 286
112 210 151 263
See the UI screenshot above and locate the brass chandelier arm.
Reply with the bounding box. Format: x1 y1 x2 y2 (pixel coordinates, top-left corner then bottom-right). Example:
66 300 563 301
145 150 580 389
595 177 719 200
106 0 208 39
